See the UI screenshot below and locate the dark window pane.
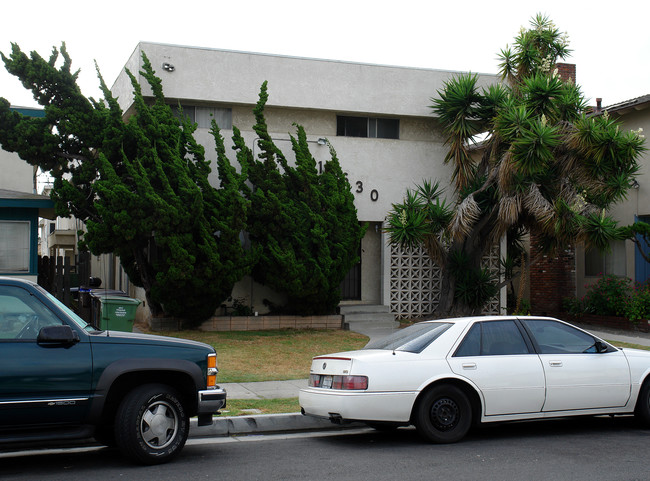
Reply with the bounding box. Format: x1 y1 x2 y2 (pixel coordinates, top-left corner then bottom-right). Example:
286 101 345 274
481 320 530 355
522 319 596 354
376 118 399 139
454 324 481 357
337 116 368 137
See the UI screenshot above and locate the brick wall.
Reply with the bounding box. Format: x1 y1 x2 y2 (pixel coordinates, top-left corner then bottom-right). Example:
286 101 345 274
529 234 576 318
198 315 343 331
555 63 576 83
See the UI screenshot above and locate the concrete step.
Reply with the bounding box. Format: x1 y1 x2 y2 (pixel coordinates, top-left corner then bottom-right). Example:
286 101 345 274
339 304 399 331
342 312 396 323
339 304 392 315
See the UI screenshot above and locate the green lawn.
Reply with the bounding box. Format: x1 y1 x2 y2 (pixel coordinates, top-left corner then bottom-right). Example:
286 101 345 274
140 327 369 383
223 398 300 416
608 340 650 351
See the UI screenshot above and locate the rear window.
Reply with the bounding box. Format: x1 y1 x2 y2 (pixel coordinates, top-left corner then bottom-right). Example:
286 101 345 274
363 322 452 353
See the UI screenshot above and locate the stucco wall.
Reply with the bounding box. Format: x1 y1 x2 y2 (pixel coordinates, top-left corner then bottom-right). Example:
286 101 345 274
0 149 34 193
112 42 498 118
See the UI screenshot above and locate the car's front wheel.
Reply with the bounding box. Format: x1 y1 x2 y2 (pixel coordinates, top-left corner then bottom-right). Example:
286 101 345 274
635 379 650 426
414 384 472 443
114 383 189 465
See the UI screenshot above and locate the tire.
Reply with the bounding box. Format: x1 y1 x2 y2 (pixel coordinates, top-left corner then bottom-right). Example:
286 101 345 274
414 385 472 444
635 380 650 427
114 384 189 465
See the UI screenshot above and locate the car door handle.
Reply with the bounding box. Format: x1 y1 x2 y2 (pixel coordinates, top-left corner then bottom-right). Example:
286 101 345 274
462 363 477 370
549 361 563 367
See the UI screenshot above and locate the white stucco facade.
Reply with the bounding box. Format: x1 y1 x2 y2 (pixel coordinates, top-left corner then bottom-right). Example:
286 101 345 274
112 42 499 313
0 148 34 194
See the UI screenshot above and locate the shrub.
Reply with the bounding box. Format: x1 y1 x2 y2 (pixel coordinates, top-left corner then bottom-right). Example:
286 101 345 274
622 281 650 323
582 275 631 317
566 276 650 324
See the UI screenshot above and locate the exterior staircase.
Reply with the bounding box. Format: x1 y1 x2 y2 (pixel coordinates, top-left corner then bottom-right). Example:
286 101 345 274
339 304 399 333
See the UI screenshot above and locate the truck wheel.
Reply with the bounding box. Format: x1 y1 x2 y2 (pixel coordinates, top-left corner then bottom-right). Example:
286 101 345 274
114 384 189 465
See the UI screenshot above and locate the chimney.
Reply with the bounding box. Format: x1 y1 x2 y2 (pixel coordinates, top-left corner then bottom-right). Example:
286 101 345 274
596 98 602 112
555 63 576 84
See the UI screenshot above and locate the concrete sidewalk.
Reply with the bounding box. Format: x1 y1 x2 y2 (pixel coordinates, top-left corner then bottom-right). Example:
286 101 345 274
191 322 650 439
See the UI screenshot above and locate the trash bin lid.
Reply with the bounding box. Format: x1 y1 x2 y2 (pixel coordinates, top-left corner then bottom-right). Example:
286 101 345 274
90 289 128 298
96 296 141 306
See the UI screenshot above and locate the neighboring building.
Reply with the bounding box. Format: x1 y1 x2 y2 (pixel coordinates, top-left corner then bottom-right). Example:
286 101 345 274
529 93 650 317
576 95 650 294
0 106 54 282
112 42 500 318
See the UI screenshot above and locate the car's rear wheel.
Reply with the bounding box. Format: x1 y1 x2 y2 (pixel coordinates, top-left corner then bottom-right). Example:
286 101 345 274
635 379 650 426
414 384 472 443
114 383 189 465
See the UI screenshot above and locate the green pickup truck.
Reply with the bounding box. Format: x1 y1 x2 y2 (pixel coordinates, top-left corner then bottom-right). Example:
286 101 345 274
0 276 226 464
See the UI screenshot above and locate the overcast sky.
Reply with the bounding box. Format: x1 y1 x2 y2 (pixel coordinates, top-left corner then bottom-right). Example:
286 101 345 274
3 0 649 110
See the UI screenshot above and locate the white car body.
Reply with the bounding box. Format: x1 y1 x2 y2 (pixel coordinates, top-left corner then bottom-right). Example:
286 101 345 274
299 316 650 442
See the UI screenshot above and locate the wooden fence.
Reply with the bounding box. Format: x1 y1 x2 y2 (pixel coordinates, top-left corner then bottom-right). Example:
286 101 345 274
37 252 91 307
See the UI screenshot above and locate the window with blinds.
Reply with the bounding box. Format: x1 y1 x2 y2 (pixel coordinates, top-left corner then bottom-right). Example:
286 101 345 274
0 221 30 272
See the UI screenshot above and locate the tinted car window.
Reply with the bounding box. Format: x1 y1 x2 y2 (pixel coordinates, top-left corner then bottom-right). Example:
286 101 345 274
521 319 599 354
364 322 452 353
454 320 530 356
0 285 64 340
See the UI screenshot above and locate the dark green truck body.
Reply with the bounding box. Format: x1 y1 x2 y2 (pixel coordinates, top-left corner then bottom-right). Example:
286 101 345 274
0 276 226 464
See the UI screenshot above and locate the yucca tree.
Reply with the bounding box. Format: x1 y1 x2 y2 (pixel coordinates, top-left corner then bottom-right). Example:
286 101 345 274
386 14 645 316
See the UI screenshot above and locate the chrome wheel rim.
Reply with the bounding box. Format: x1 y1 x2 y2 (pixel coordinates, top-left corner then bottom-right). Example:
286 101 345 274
140 400 178 449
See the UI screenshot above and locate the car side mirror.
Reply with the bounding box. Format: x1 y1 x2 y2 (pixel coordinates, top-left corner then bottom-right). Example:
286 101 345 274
594 340 609 353
37 325 80 346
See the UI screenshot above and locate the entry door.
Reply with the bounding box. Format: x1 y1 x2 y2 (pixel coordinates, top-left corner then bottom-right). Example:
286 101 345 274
635 215 650 284
340 246 361 300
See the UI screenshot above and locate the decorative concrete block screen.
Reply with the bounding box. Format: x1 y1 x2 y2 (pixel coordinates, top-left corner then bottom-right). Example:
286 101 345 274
389 243 500 320
389 243 442 320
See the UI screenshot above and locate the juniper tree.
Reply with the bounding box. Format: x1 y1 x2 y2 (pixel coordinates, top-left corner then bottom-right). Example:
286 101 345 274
386 14 645 316
0 44 255 321
234 82 365 315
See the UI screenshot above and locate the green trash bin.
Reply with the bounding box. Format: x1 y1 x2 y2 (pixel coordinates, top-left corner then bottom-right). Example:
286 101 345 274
97 296 141 332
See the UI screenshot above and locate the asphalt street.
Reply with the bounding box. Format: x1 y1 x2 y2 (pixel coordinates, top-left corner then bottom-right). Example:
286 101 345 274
2 417 650 480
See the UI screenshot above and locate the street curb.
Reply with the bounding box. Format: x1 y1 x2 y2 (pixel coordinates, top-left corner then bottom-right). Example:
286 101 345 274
190 413 363 438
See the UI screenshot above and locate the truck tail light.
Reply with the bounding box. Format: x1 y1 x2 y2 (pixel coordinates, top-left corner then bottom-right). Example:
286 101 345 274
207 353 218 388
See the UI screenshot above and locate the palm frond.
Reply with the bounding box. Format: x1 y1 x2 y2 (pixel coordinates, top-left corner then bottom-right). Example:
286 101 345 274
449 194 481 240
524 184 555 224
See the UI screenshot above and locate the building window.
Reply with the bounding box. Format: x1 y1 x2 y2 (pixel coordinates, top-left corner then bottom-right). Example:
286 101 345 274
337 116 399 139
584 240 626 277
169 104 232 130
0 220 30 273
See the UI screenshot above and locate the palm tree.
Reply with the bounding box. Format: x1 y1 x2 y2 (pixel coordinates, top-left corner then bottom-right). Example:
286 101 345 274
386 14 644 316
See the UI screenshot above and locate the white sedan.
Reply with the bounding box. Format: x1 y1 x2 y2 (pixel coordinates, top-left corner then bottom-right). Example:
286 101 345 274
299 316 650 443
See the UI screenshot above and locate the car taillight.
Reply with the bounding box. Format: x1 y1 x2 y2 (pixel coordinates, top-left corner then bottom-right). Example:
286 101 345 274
309 374 321 387
309 374 368 390
207 353 218 388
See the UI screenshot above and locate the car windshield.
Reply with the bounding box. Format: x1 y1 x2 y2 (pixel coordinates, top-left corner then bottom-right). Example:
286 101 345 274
40 287 96 332
364 322 452 353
